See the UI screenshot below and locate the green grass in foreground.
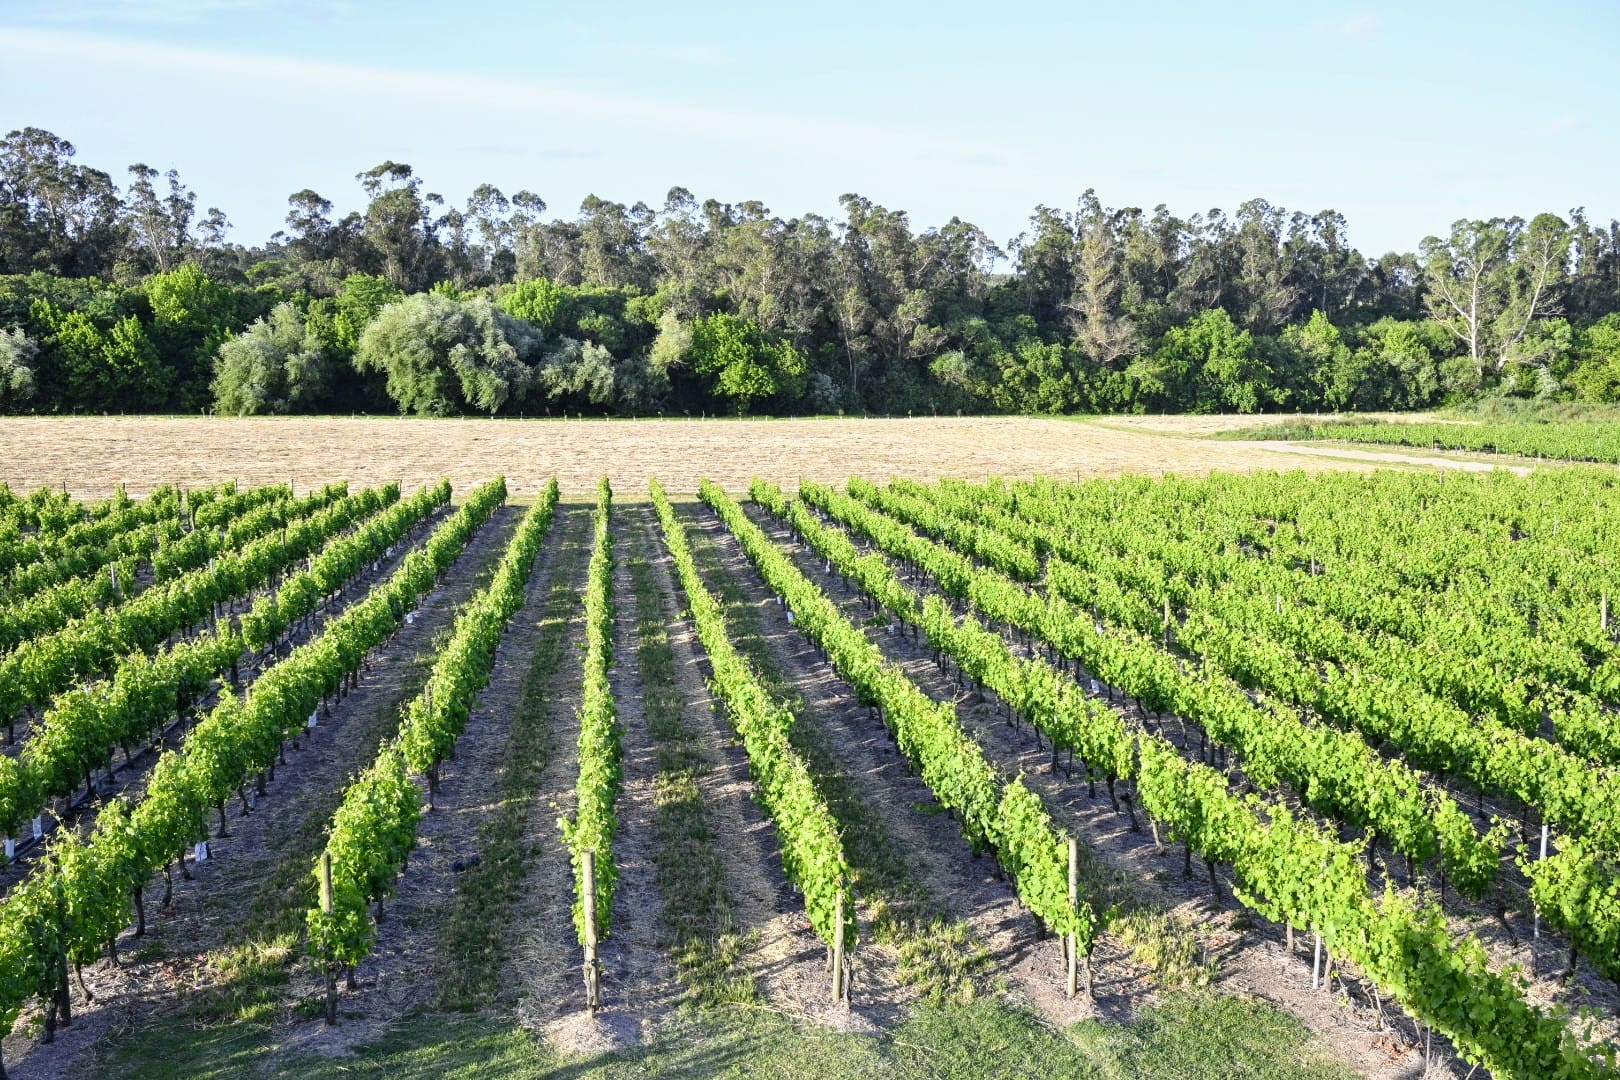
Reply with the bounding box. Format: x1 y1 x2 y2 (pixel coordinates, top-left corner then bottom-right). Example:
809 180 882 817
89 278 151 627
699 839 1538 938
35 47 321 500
249 992 1351 1080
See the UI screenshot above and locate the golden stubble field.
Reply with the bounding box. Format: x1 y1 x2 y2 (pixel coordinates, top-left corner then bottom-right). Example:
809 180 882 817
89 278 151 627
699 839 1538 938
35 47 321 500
0 414 1460 499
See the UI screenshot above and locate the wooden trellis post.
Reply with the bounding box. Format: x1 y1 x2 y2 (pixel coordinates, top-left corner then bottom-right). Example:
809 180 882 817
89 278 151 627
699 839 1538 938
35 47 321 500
1066 837 1080 999
831 885 848 1004
321 853 337 1026
583 849 601 1015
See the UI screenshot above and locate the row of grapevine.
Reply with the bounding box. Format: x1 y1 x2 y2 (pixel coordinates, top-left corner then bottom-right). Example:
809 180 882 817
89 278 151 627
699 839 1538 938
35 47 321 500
1270 418 1620 463
0 484 102 541
148 483 338 583
763 480 1612 1079
0 484 194 605
396 479 560 791
697 480 1098 983
0 478 503 1067
897 475 1620 851
649 480 857 996
0 484 346 655
0 484 191 590
311 479 559 1021
561 478 621 1007
988 473 1620 771
927 478 1620 988
238 484 436 654
852 478 1042 582
822 479 1500 894
849 477 1620 979
0 482 289 608
0 482 391 735
0 482 434 855
988 469 1620 727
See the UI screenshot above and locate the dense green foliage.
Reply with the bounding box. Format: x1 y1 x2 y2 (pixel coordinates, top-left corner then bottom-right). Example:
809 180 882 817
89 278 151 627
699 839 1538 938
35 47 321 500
0 474 495 1056
397 479 559 785
3 127 1618 416
310 477 529 978
0 482 387 737
700 481 1095 954
0 482 419 843
561 480 622 946
774 472 1616 1077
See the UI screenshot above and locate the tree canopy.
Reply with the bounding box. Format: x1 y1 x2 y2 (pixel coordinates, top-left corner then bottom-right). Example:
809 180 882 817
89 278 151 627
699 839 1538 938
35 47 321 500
1 126 1618 418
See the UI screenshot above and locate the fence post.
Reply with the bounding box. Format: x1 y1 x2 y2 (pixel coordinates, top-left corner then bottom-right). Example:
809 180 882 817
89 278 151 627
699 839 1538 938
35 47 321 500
1532 823 1550 972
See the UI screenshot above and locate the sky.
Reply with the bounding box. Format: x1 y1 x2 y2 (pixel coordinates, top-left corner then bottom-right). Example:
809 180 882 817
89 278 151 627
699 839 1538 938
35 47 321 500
0 0 1616 261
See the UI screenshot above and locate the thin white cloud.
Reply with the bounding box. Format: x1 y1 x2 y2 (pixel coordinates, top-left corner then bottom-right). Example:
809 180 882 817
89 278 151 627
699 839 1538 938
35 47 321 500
6 0 343 24
0 27 1009 168
1335 12 1380 40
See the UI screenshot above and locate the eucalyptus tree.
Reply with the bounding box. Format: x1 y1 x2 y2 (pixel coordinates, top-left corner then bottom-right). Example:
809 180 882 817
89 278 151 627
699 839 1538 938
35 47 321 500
1229 198 1302 334
124 164 196 275
0 128 124 277
646 187 714 320
464 183 516 284
1066 190 1139 366
1421 214 1571 382
356 161 443 292
1565 209 1620 321
576 195 656 291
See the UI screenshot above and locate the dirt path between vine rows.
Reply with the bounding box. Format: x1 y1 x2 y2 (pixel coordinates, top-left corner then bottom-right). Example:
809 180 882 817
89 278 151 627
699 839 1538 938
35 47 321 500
505 520 593 1047
548 510 681 1047
630 504 831 1020
3 504 519 1080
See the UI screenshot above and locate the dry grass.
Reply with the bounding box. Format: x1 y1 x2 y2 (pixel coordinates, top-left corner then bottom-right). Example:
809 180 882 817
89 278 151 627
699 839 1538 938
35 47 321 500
0 415 1394 499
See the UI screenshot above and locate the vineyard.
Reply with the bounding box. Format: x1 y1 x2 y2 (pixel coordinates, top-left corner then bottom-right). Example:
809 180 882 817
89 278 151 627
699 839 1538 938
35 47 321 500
0 467 1615 1080
1220 416 1620 464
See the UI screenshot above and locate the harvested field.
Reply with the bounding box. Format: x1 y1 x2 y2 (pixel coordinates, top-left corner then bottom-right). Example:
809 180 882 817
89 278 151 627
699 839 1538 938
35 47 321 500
0 415 1434 499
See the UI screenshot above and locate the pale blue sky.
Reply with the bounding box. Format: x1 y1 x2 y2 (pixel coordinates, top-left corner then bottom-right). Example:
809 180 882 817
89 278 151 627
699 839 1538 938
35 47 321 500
1 0 1615 259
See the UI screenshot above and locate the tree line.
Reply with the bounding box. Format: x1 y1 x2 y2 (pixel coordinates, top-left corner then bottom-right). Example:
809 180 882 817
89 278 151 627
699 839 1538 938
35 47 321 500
2 125 1618 418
